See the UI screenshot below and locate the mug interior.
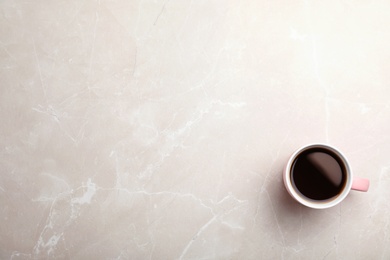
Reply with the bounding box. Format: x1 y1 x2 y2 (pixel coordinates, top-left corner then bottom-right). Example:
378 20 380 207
283 144 353 209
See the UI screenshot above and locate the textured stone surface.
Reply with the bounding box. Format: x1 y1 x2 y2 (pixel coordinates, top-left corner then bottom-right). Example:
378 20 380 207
1 0 390 259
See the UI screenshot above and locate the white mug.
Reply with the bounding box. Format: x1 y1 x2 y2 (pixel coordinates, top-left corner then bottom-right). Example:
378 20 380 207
283 144 369 209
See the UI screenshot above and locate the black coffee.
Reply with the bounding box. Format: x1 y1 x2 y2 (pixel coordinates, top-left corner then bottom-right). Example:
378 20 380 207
291 148 347 200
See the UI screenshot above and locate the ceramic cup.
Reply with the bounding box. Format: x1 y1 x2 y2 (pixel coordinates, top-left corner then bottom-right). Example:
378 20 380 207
283 144 369 209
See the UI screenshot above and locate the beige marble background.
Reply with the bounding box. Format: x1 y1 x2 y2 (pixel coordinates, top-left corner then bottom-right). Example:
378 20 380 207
1 0 390 259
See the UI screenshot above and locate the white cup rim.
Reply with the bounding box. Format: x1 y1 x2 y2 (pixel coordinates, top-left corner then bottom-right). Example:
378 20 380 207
283 143 353 209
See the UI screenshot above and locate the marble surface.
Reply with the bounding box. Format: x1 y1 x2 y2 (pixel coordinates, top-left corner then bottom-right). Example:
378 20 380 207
1 0 390 259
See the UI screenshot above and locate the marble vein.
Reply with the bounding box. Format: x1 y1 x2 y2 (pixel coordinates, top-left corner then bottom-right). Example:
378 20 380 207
178 215 217 260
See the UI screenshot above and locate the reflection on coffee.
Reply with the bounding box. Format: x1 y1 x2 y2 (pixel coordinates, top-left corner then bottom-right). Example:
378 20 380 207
291 148 347 200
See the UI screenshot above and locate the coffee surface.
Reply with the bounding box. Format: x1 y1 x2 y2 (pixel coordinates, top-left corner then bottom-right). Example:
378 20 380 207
291 148 346 200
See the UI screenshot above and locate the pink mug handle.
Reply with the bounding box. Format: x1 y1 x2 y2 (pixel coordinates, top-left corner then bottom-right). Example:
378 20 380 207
351 177 370 192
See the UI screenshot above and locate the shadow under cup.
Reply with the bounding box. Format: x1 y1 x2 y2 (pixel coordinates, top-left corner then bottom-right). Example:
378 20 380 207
283 144 355 209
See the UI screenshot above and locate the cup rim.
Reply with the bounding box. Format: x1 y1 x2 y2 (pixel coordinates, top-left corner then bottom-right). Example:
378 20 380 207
283 143 353 209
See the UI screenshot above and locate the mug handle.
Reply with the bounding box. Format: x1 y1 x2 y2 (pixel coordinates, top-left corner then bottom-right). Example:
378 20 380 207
351 177 370 192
